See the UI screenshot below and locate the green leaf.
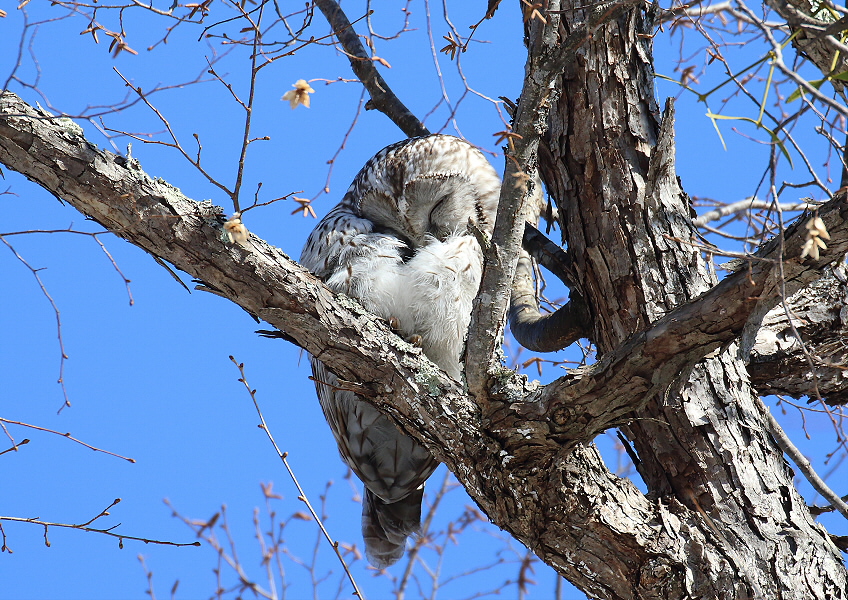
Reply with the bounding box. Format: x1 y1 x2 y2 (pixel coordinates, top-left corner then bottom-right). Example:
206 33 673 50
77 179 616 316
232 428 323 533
787 79 825 103
703 113 793 167
757 63 775 125
704 111 728 151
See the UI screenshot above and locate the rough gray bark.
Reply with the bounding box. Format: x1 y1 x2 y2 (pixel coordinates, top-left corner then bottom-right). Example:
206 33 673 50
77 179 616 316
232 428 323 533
2 2 848 596
538 1 848 598
750 263 848 405
465 0 642 401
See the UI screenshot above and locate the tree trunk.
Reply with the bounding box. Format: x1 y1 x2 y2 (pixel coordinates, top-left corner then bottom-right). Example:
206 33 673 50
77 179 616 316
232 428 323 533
540 2 847 598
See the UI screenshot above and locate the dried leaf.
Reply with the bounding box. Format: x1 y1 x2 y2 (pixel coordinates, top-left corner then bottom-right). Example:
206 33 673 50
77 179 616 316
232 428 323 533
224 212 250 245
440 33 460 60
282 79 315 109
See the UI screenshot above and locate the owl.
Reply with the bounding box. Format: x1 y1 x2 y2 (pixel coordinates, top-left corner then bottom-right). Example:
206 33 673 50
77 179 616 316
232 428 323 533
300 134 501 568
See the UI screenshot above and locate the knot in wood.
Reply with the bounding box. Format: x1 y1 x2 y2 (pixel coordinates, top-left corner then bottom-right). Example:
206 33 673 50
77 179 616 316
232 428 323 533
551 406 570 426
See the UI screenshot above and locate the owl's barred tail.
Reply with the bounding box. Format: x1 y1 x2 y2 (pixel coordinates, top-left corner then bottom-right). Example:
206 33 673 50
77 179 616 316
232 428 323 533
361 486 425 569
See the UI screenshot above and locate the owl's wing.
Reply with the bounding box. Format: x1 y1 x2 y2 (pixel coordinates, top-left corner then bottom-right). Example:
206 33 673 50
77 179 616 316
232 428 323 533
310 357 438 567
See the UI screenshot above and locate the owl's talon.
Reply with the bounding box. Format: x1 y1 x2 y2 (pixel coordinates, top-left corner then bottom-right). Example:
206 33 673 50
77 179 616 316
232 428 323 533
388 316 401 330
408 334 423 347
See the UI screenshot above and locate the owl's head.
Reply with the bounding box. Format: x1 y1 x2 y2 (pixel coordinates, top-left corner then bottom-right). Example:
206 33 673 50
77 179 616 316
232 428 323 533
351 135 501 247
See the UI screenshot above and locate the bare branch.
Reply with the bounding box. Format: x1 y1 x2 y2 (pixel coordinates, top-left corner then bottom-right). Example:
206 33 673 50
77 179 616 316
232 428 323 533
749 263 848 404
764 0 848 90
753 395 848 519
314 0 429 138
465 0 642 400
1 235 71 412
694 198 818 226
229 356 364 600
0 499 200 549
509 225 590 352
739 0 848 116
0 418 135 462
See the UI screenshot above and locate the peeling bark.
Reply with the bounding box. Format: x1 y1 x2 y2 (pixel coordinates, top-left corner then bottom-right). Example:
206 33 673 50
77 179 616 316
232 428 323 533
540 1 848 597
749 263 848 405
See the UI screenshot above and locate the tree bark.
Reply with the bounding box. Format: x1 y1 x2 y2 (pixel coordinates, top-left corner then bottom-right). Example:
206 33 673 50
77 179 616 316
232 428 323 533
765 0 848 94
539 1 847 598
749 263 848 405
2 2 847 593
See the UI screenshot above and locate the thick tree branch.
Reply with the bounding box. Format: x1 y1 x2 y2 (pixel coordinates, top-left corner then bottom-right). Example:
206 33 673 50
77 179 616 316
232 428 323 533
4 88 846 481
521 222 575 287
0 90 722 595
536 0 847 587
521 102 848 444
314 0 429 138
749 262 848 404
533 186 848 442
509 222 591 352
509 264 590 352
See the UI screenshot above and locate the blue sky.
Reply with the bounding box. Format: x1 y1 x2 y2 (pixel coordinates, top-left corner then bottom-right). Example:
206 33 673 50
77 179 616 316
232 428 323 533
2 2 846 599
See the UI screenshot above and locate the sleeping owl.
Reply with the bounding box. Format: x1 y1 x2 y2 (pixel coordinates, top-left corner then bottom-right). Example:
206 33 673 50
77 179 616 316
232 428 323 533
300 134 500 568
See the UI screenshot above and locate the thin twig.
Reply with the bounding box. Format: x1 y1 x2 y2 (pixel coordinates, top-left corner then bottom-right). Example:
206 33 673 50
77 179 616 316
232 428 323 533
228 2 264 213
396 469 454 600
0 418 135 463
0 438 30 457
0 499 200 549
110 67 236 202
1 228 134 305
1 236 71 413
694 199 816 226
754 396 848 520
229 356 365 600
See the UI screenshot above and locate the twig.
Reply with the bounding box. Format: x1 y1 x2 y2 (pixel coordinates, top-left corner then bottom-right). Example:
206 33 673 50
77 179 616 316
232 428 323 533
1 236 71 413
311 88 367 203
694 199 817 226
396 469 454 600
753 396 848 520
0 438 30 457
1 228 134 305
735 0 848 118
110 67 236 203
0 418 135 463
229 356 365 600
227 2 264 214
0 499 200 549
138 555 159 600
